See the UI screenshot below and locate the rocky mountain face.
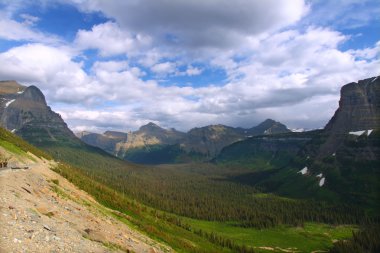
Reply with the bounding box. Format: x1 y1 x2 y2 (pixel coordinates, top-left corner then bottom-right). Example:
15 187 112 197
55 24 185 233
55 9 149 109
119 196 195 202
215 131 318 170
78 131 128 154
314 76 380 159
180 124 245 158
79 120 291 164
0 81 77 145
227 76 380 207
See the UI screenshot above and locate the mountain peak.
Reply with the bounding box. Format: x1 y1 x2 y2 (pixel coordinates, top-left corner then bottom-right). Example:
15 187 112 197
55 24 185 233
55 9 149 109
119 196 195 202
261 119 276 124
20 85 47 105
249 119 290 135
139 122 162 131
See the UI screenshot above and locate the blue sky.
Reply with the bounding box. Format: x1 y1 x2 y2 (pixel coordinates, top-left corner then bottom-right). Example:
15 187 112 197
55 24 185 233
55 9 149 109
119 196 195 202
0 0 379 132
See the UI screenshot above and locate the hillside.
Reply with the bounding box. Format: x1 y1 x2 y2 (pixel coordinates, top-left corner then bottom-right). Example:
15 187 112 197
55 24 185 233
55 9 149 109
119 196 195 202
0 127 170 252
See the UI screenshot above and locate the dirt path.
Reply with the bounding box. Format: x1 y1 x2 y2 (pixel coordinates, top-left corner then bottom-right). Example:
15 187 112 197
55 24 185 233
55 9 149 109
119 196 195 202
0 161 172 253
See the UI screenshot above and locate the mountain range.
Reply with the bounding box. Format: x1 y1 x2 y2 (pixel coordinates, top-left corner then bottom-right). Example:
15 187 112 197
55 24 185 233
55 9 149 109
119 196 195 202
0 76 378 203
0 76 379 252
76 118 290 164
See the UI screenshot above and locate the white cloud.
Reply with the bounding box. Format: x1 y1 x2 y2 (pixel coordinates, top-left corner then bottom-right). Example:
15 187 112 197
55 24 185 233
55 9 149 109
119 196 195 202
75 21 152 57
185 66 203 76
0 1 379 132
19 13 40 26
0 15 59 43
151 62 177 76
75 22 135 56
68 0 308 50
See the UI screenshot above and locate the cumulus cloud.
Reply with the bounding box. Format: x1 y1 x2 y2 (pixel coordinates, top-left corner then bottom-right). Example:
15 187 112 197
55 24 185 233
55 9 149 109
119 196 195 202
0 0 379 132
75 22 151 57
69 0 308 50
151 62 177 76
0 15 59 43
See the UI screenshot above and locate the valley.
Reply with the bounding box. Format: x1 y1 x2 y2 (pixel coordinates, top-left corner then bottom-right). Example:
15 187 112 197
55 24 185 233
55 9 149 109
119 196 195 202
0 76 379 253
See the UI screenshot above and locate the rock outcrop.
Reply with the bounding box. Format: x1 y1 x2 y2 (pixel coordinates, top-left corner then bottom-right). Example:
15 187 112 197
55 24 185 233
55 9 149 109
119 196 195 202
315 76 380 159
0 82 77 144
325 76 380 133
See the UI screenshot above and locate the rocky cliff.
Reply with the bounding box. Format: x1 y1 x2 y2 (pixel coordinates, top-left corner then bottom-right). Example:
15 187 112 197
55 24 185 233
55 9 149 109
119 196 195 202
325 76 380 133
315 76 380 159
0 81 77 144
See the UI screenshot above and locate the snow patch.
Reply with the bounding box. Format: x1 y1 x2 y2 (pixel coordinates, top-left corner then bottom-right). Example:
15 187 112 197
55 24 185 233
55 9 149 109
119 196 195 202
11 129 16 133
17 90 24 94
5 99 15 108
349 129 374 136
319 177 325 187
349 130 365 136
332 153 336 156
371 76 378 82
316 173 323 178
298 167 308 175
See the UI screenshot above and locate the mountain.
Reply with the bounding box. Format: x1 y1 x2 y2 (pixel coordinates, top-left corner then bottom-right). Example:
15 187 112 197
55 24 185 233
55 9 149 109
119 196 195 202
247 118 291 135
0 81 77 145
215 130 320 170
180 124 244 157
0 81 139 175
313 76 380 160
222 76 380 209
79 119 291 164
1 78 377 252
116 122 186 154
76 131 128 154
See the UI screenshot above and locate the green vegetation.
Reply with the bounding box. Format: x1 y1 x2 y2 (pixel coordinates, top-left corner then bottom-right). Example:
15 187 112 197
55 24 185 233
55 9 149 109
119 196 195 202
52 163 235 253
0 127 51 160
46 143 364 229
5 123 377 252
183 218 356 252
120 144 206 164
329 224 380 253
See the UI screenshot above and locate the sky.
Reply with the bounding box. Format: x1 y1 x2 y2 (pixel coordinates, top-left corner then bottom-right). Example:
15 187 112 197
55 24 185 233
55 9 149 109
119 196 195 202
0 0 379 133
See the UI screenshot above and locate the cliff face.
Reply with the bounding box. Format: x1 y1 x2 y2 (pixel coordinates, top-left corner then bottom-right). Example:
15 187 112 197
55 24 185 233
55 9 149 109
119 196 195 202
181 125 244 157
325 76 380 133
315 76 380 159
0 82 77 144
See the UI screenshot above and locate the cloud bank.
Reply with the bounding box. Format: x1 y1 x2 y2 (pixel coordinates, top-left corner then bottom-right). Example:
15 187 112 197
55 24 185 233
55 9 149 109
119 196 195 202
0 0 379 132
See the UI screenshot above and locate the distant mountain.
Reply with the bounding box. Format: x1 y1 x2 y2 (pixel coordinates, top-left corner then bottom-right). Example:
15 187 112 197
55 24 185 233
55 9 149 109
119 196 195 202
77 131 128 154
245 119 291 136
180 124 244 158
78 119 291 164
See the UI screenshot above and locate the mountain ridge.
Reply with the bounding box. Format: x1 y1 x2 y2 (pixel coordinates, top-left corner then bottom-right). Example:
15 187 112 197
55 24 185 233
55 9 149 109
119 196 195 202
77 119 291 163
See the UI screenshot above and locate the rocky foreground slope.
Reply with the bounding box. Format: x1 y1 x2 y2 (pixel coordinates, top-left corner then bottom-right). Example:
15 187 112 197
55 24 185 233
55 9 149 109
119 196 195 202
0 147 170 253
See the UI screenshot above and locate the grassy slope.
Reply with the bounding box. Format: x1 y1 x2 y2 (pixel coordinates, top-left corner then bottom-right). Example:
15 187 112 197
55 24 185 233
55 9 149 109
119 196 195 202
0 127 51 160
184 218 356 253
